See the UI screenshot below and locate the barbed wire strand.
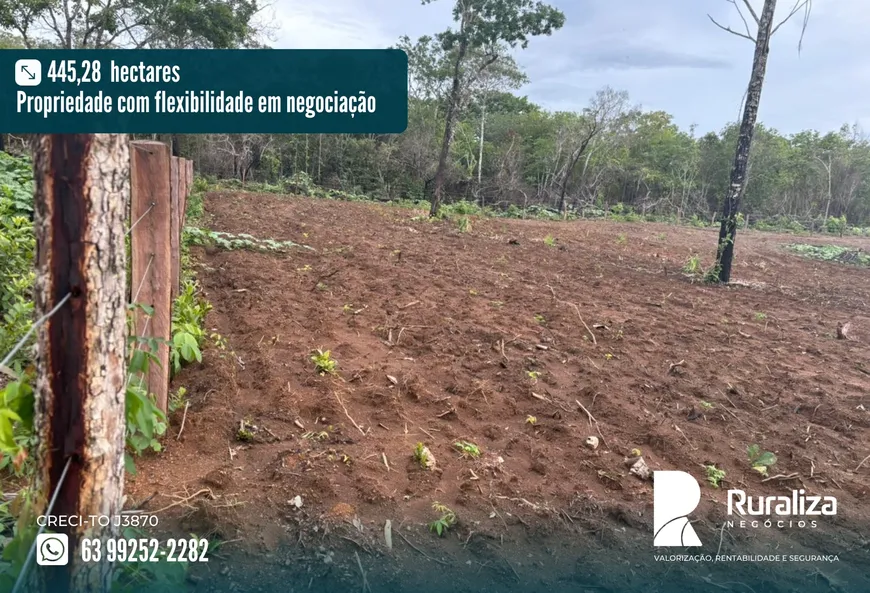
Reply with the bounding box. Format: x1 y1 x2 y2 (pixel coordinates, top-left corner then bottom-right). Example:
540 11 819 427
131 254 155 306
11 457 74 593
126 315 153 389
126 202 156 237
0 293 72 369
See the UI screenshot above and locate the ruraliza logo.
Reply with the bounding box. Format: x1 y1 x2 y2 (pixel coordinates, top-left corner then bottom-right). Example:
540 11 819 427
653 470 702 546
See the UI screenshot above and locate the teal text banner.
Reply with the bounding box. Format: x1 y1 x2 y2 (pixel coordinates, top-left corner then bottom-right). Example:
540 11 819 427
0 49 408 134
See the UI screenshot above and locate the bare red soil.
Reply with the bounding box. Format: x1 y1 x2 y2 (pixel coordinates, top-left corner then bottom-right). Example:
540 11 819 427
128 192 870 592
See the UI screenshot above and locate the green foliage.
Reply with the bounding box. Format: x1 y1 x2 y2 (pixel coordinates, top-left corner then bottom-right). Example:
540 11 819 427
453 440 481 459
825 215 848 236
0 0 261 51
747 444 777 476
786 243 870 267
705 464 726 488
456 215 471 233
543 234 556 246
310 348 337 375
428 502 456 537
0 153 35 367
413 442 434 469
184 226 313 253
170 281 211 376
682 254 702 275
0 374 35 474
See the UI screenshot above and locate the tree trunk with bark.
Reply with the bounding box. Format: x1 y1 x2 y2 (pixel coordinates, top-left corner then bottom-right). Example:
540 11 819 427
30 134 129 592
429 37 468 217
713 0 777 283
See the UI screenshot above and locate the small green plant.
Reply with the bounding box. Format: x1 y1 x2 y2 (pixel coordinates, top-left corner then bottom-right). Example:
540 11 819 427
457 216 471 233
747 444 777 476
453 440 481 459
543 234 556 247
525 415 537 425
183 227 312 253
526 370 541 383
414 442 435 469
825 215 847 236
533 314 546 325
604 353 613 360
616 233 627 245
656 233 667 241
753 312 767 321
311 348 337 375
699 401 714 411
683 254 702 275
428 502 456 537
705 464 726 488
343 303 354 313
237 427 254 442
168 387 188 414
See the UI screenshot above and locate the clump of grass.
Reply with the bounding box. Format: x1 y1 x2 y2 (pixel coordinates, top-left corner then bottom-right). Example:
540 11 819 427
428 502 457 537
311 348 337 375
543 234 556 247
414 442 436 469
705 464 726 488
683 254 701 275
453 440 481 459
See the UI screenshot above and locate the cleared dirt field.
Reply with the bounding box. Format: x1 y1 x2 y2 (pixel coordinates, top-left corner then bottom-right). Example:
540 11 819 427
129 192 870 593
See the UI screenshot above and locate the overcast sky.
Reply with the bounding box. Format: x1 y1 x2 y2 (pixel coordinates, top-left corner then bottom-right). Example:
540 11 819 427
269 0 869 137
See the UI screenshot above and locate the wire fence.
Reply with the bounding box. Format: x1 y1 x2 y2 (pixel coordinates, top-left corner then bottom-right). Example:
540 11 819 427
2 142 194 590
10 458 73 593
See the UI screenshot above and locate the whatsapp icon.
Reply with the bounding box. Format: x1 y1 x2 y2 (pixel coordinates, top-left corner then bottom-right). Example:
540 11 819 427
36 533 69 566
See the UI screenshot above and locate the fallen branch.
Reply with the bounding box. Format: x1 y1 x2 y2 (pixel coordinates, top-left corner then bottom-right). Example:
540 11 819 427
545 285 596 344
576 399 608 448
150 488 214 514
334 392 366 436
395 531 450 565
761 472 800 483
176 401 190 440
668 360 685 374
575 399 597 425
353 551 371 593
855 454 870 472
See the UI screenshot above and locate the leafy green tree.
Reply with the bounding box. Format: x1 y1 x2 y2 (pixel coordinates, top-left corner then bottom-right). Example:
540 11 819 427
0 0 262 49
422 0 565 217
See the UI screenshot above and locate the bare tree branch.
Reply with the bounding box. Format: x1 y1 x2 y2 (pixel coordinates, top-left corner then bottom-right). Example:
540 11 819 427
770 0 813 52
708 13 756 42
729 0 755 39
740 0 761 23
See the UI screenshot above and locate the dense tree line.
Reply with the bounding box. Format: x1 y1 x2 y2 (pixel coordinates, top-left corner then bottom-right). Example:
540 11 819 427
184 88 870 228
2 0 867 229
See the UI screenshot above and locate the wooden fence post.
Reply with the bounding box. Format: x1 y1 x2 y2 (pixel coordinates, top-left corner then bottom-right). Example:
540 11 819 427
130 141 172 414
170 156 181 300
31 134 129 592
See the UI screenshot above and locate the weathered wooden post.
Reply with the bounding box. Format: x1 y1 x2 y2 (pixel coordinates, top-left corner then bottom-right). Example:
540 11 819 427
130 141 172 413
170 156 181 299
31 134 129 592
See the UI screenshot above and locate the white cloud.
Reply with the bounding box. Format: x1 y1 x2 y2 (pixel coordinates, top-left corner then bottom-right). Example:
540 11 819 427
265 0 869 134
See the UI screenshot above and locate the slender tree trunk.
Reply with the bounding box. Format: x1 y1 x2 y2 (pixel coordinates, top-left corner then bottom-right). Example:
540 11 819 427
429 36 468 217
714 0 777 283
558 138 592 219
31 134 128 592
171 134 180 157
477 99 486 207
